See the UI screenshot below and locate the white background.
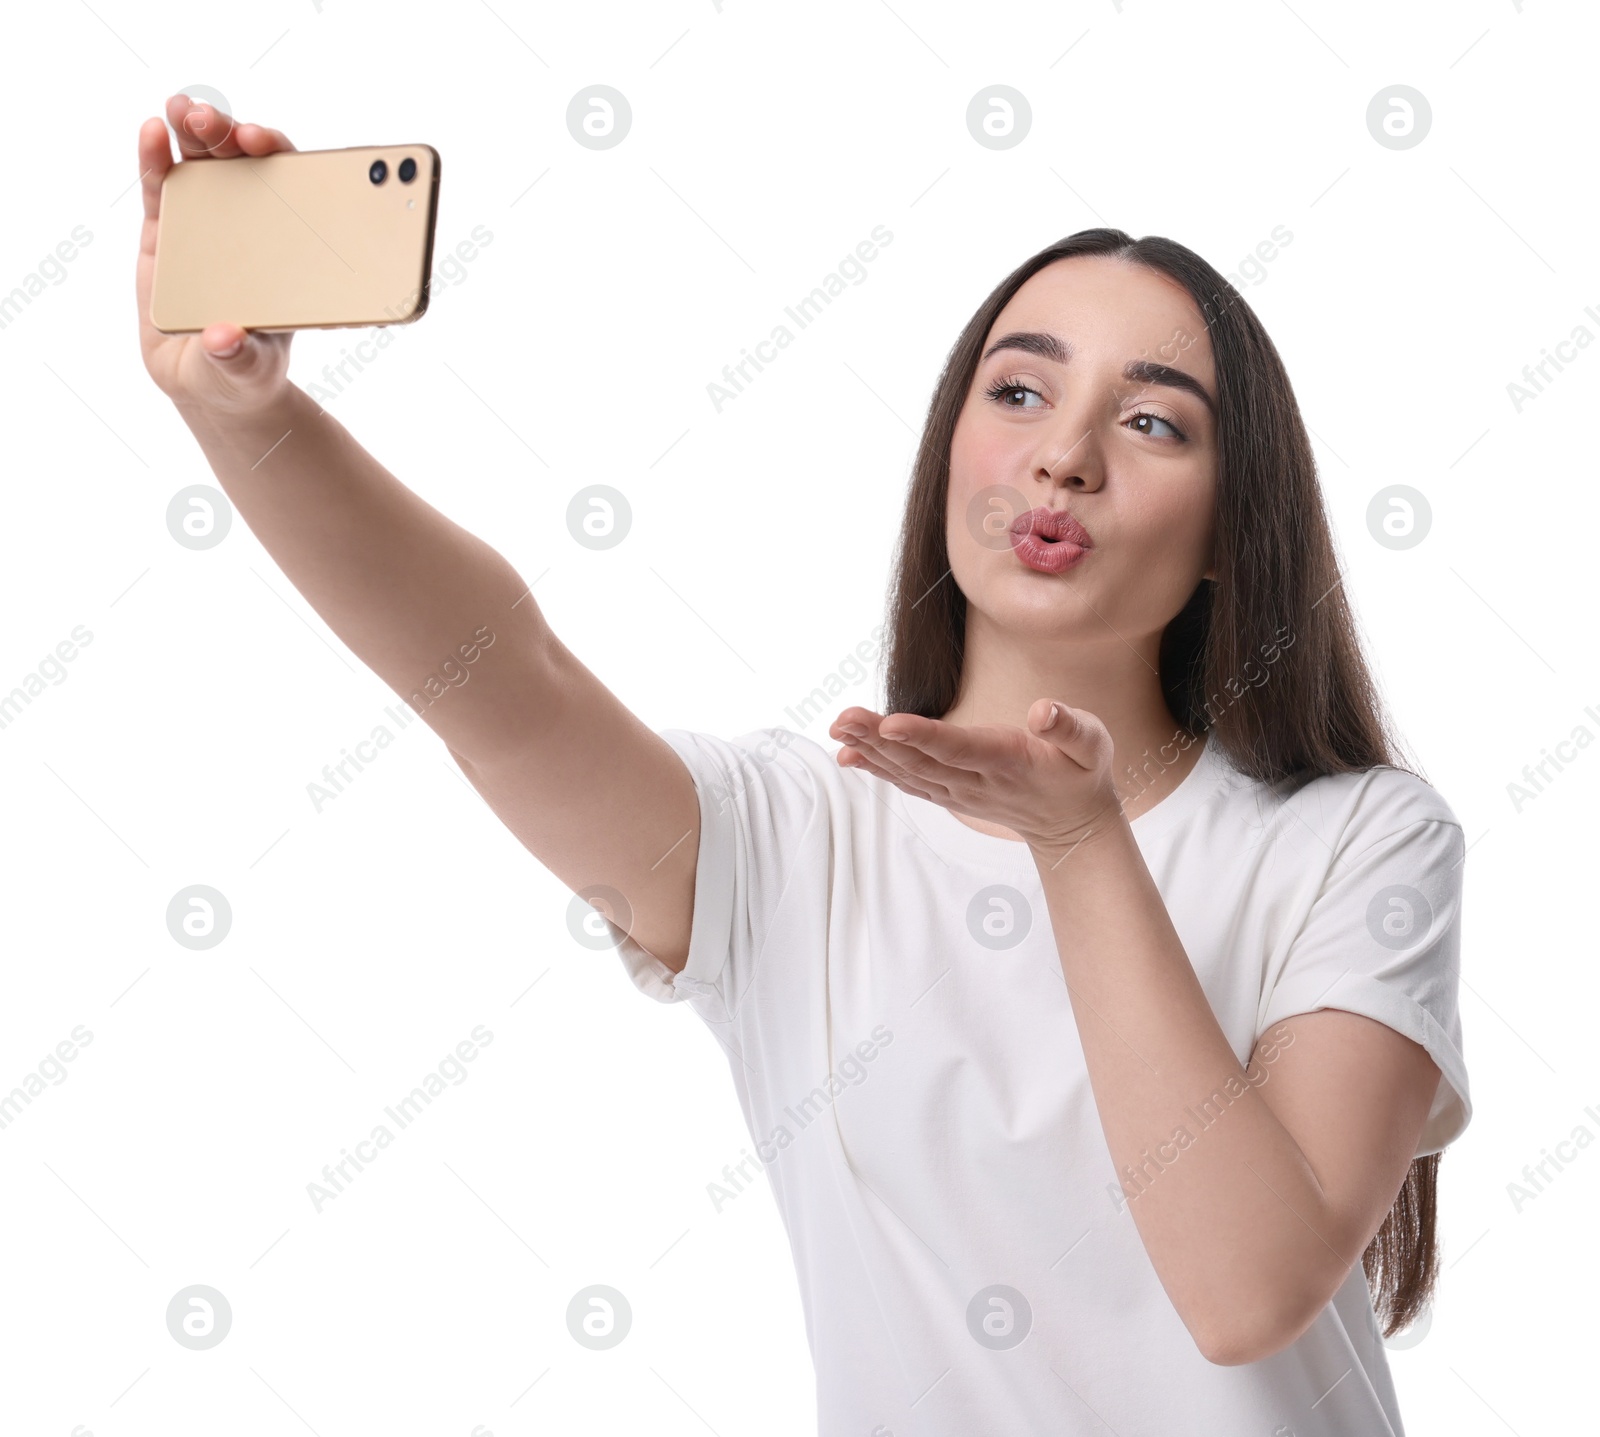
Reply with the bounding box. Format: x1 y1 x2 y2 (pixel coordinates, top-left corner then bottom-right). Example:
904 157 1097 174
0 1 1592 1433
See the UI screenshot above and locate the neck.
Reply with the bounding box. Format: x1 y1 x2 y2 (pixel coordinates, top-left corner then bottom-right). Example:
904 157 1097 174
940 613 1202 820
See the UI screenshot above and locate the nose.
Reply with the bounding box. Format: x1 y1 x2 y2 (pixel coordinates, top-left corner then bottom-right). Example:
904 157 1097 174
1034 415 1105 493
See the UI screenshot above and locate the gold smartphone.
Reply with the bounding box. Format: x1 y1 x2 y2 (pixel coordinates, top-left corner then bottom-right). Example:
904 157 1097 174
150 145 441 333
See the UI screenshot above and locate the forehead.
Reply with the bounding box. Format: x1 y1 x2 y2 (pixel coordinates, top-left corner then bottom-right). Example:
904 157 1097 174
986 254 1214 384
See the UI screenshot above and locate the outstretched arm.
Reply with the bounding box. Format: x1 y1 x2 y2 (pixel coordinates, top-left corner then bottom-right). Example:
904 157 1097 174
136 96 704 973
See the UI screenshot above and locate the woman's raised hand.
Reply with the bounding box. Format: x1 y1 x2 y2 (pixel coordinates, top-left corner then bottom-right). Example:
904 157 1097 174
136 94 299 418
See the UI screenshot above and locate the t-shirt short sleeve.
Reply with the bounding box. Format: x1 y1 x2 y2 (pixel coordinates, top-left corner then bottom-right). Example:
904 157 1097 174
1258 804 1470 1158
608 728 821 1022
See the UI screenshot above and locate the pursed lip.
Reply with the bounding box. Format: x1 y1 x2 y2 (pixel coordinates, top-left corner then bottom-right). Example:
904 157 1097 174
1009 506 1092 547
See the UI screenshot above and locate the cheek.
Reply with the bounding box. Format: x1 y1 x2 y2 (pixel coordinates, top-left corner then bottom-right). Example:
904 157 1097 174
950 414 1017 489
1171 468 1218 560
948 416 1031 547
1115 471 1216 590
948 446 1017 570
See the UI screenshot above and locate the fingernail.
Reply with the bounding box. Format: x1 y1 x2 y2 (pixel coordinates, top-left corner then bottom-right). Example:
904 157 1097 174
1042 703 1060 730
210 338 243 359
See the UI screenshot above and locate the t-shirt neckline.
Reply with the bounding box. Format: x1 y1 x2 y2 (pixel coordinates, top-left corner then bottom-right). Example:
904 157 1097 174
894 731 1222 868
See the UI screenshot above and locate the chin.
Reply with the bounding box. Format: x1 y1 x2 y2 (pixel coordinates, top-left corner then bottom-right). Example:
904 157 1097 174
970 575 1095 631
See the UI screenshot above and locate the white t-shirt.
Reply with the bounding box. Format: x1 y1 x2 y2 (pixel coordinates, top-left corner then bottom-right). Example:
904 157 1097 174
613 724 1470 1437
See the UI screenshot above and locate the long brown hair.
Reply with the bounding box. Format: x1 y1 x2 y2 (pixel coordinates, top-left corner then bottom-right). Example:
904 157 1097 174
881 226 1439 1337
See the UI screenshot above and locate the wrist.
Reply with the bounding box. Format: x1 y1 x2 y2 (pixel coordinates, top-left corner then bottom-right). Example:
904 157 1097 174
175 381 306 445
1025 803 1131 869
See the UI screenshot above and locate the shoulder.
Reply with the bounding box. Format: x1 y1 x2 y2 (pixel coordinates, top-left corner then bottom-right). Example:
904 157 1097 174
1321 762 1459 832
1268 760 1464 870
658 725 841 817
660 725 833 781
1202 743 1464 871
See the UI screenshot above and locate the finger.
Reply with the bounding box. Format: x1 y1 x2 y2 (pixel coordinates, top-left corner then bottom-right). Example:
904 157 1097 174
235 121 297 155
830 707 921 761
831 711 972 793
138 116 173 228
876 713 990 778
837 744 940 799
862 733 962 788
829 707 968 791
167 96 244 158
828 706 883 742
843 737 955 801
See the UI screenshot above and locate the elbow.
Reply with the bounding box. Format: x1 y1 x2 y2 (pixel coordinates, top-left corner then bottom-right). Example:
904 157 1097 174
1192 1291 1321 1367
1197 1327 1284 1368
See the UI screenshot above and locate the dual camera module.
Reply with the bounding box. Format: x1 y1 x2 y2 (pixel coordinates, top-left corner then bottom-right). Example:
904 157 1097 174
369 156 418 185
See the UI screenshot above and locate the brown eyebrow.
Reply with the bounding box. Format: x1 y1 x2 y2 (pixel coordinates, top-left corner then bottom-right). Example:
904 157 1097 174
980 330 1216 417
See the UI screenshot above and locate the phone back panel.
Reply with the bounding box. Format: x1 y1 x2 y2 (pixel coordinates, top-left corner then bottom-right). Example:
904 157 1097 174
150 145 441 332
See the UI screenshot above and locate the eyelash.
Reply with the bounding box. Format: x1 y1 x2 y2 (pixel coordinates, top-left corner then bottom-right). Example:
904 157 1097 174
981 374 1188 441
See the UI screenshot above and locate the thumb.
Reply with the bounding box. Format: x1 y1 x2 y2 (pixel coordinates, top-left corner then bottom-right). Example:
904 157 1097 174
199 321 266 374
196 320 281 396
201 320 286 384
1029 699 1106 765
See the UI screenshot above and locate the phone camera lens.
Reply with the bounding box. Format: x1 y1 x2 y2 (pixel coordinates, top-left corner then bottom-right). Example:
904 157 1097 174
398 157 418 183
368 159 388 185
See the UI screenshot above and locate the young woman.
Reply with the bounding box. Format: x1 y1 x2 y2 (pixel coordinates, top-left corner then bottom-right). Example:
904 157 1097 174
138 96 1469 1437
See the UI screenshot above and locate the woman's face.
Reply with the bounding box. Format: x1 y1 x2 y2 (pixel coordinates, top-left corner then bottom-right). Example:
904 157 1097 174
947 254 1218 646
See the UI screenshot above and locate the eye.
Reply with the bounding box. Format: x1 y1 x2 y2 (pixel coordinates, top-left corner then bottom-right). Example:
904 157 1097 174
1127 409 1186 441
982 374 1046 408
